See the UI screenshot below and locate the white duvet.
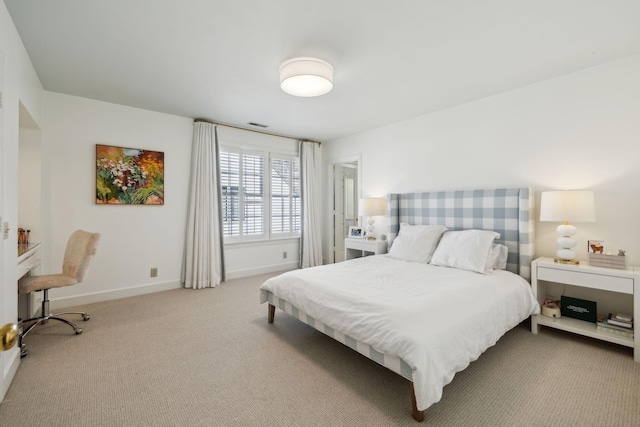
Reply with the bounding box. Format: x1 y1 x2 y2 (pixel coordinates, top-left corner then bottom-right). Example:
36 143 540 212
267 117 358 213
259 255 539 411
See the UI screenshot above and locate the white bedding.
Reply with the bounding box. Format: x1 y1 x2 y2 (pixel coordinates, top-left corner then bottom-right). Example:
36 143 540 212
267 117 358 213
259 255 540 411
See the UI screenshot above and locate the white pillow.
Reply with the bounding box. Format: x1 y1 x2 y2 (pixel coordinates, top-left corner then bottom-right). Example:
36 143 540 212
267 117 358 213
388 223 448 263
485 243 509 271
430 229 500 273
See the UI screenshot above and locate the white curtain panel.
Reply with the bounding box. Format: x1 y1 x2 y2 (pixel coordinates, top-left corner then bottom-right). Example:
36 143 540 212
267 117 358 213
299 141 323 268
182 122 224 289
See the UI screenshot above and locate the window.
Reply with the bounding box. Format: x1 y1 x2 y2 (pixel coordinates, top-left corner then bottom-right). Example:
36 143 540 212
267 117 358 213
271 154 300 237
220 147 300 242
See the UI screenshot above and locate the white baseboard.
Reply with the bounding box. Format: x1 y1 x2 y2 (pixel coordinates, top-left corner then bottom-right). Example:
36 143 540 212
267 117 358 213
225 262 298 280
45 264 297 310
1 348 20 402
49 280 182 310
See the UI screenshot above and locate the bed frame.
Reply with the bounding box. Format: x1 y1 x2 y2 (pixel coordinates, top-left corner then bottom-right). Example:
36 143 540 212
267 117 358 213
266 187 534 421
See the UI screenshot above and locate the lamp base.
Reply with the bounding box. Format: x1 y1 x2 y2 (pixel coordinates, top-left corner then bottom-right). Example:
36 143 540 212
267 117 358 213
553 258 580 265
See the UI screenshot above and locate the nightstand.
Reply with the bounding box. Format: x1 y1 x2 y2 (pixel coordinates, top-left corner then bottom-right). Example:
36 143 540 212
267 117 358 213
531 257 639 362
344 238 387 261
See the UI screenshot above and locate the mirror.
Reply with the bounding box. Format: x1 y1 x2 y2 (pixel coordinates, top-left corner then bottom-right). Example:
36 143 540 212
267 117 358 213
344 177 355 220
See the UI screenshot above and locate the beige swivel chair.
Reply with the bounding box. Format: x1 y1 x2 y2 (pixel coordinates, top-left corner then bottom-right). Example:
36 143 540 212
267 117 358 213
18 230 100 356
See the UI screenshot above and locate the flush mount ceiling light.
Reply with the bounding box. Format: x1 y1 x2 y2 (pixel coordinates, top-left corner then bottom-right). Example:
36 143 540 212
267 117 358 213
279 57 333 97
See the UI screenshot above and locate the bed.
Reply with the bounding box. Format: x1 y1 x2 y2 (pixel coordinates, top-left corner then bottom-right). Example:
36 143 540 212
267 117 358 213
259 188 539 421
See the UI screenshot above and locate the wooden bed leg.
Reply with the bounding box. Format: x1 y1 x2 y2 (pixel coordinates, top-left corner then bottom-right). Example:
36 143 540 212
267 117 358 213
411 383 424 422
268 304 275 323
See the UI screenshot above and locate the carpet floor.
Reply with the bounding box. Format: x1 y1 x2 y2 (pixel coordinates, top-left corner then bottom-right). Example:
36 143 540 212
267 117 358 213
1 271 639 426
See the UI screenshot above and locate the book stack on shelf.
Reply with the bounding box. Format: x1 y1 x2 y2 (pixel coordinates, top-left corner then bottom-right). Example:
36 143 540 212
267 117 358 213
597 313 634 338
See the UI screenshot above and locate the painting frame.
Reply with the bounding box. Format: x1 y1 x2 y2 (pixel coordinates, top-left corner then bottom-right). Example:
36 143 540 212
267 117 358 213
96 144 164 205
349 226 363 238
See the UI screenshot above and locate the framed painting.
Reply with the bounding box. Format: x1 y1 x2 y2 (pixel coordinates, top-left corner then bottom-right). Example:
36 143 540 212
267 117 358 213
96 144 164 205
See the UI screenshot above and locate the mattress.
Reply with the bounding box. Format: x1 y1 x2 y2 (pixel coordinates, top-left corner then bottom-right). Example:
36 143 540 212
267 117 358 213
259 255 540 411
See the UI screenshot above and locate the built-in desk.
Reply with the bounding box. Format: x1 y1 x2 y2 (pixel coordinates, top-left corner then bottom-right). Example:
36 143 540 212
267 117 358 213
18 243 41 279
18 243 42 318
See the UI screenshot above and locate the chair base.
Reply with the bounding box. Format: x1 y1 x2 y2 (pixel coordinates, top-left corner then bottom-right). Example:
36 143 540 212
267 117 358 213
20 289 89 357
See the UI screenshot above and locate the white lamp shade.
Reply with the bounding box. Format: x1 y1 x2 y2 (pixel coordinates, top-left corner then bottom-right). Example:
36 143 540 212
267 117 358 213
539 191 596 223
280 57 333 97
358 198 387 216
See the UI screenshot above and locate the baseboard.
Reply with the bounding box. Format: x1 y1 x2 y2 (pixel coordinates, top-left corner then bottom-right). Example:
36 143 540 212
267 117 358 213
225 262 298 280
46 264 298 309
49 280 182 310
1 347 20 402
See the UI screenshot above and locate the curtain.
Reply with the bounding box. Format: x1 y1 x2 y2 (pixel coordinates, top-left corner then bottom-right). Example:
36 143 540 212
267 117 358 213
182 121 225 288
299 141 323 268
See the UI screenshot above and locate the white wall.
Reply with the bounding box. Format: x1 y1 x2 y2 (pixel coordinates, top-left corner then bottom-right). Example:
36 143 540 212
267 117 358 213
324 55 640 266
18 125 42 244
42 92 193 307
42 93 299 308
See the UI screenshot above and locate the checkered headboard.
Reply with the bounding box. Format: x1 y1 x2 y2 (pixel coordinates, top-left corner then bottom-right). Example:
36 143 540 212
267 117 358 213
387 188 534 279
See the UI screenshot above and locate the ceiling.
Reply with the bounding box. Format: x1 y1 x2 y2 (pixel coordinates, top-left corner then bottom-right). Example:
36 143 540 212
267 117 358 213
5 0 640 142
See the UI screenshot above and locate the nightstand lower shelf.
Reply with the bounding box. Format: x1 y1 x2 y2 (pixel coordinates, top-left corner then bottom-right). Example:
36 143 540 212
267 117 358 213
531 257 638 362
536 315 634 348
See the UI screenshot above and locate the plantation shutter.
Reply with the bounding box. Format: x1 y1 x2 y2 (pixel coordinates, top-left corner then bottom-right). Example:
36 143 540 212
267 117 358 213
242 153 265 237
220 150 240 237
271 155 301 237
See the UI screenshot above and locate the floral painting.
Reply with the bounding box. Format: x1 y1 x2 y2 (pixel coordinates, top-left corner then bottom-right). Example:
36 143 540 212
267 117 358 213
96 144 164 205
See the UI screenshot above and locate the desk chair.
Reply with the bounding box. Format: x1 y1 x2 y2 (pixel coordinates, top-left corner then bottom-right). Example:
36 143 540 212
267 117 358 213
18 230 100 356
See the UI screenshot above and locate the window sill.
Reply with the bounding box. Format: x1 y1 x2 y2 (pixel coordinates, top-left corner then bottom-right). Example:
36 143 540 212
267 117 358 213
224 237 300 249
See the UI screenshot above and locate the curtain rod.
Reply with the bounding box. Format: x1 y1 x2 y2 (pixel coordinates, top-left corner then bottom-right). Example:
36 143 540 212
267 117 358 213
194 118 321 145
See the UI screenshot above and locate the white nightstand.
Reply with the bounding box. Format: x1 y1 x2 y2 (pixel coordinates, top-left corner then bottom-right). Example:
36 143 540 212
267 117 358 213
531 257 639 362
345 238 387 261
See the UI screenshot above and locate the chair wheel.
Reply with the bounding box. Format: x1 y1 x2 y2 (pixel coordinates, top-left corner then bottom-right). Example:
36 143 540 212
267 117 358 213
83 315 90 321
75 328 83 335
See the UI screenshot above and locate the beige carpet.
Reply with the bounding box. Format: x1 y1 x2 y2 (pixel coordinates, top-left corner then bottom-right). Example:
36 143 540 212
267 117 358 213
1 271 639 426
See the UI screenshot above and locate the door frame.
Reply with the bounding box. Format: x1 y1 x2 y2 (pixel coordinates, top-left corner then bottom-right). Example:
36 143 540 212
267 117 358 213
0 49 20 402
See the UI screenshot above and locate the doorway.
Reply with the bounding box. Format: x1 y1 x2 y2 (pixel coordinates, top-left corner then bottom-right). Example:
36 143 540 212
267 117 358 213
327 155 361 263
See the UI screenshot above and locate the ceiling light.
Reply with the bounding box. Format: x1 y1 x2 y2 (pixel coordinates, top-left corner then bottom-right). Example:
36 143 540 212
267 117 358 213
279 57 333 97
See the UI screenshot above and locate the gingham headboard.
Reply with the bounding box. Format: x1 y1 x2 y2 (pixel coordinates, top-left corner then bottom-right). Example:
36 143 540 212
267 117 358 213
387 188 534 279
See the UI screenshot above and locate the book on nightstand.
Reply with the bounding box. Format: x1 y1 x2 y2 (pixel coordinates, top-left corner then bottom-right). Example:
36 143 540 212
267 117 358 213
596 314 634 338
597 323 634 339
606 313 634 329
611 312 633 322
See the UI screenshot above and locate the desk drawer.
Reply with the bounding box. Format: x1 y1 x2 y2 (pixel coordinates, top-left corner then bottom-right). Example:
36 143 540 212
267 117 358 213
18 248 42 279
537 266 633 294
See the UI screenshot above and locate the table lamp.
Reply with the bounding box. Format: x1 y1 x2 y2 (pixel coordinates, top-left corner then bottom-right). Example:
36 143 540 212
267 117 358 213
540 190 596 264
358 198 387 240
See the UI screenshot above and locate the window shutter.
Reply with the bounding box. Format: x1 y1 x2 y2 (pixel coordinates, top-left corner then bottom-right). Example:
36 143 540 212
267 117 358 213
271 155 301 236
242 153 264 236
220 150 240 237
292 160 301 232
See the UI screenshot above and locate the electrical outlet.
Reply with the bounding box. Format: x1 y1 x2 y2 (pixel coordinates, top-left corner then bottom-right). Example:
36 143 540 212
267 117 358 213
283 251 287 259
3 221 9 240
150 268 158 277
